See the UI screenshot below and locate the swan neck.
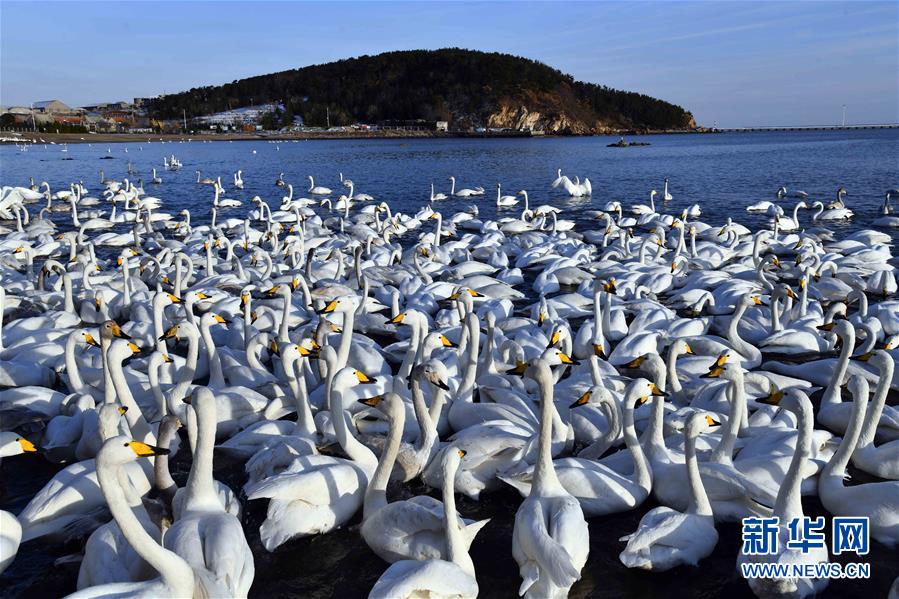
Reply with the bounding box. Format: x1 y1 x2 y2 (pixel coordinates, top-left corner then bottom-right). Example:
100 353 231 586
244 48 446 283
364 401 405 520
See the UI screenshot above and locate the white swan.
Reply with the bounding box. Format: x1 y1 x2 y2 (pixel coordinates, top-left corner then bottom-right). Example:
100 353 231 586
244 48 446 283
368 448 479 599
512 357 589 598
619 413 719 571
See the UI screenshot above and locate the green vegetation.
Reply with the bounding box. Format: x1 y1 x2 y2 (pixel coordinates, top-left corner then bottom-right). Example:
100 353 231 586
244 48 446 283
148 49 694 132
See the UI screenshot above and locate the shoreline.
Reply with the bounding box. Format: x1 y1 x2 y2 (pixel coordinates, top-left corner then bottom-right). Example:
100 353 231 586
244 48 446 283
0 128 706 145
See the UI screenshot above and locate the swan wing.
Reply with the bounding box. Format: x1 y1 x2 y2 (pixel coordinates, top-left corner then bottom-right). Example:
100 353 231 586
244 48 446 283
514 497 582 588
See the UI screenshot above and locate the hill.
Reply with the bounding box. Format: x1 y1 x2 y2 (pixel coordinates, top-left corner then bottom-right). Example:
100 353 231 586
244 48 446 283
148 49 695 134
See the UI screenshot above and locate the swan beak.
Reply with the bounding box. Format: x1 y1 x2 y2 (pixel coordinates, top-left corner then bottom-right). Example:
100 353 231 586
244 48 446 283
127 342 142 354
213 314 228 324
506 361 528 376
817 322 835 332
318 299 340 314
291 278 299 291
758 385 784 405
17 437 38 453
593 344 606 359
538 311 546 325
110 322 130 339
467 289 482 297
549 330 562 347
752 296 767 307
388 313 406 325
570 391 591 409
117 257 123 266
684 343 695 355
557 352 579 365
795 256 803 266
118 406 129 415
433 379 451 391
440 335 456 348
649 383 668 397
163 354 173 363
159 325 179 340
269 340 279 355
196 292 210 300
786 288 799 300
296 345 312 357
855 352 873 362
181 395 192 405
84 333 100 348
603 280 617 295
128 441 170 457
636 395 651 406
457 449 467 459
670 262 677 273
702 365 726 379
355 371 376 385
167 294 182 303
705 415 722 427
358 395 383 407
623 356 645 369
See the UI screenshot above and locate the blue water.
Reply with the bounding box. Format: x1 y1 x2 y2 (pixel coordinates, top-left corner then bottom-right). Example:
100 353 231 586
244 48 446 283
1 130 898 598
2 129 897 241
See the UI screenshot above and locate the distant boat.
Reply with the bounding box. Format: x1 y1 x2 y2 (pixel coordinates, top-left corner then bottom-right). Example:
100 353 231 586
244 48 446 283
608 137 650 148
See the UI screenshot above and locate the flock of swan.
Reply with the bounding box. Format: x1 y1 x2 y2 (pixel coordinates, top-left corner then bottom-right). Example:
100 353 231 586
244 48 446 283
1 152 898 599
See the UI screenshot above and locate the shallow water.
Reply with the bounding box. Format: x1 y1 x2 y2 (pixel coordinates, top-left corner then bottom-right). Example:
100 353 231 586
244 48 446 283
2 130 899 597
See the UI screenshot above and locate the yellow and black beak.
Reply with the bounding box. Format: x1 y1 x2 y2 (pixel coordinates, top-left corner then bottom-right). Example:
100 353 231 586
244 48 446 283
569 390 591 409
17 437 38 453
291 278 299 291
702 365 727 379
757 385 784 406
705 415 722 427
389 313 406 325
318 299 339 314
127 342 142 354
213 314 229 324
506 360 528 376
167 294 181 303
549 329 562 347
358 395 383 408
623 356 645 369
269 339 279 355
127 440 170 457
649 383 668 397
440 335 456 348
752 296 768 307
118 406 129 415
817 322 835 332
457 449 467 459
355 370 376 385
603 279 617 295
684 342 695 355
159 325 179 341
181 395 192 405
538 311 546 325
110 322 130 339
195 292 210 300
593 343 606 359
855 352 873 362
162 354 173 363
558 352 579 365
84 333 100 348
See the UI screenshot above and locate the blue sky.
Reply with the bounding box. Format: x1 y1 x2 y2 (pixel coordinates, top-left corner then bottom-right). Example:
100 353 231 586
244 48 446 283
1 1 896 127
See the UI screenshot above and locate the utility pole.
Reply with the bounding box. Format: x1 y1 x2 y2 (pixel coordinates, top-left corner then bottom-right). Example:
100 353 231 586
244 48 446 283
326 106 330 129
841 105 846 127
183 109 187 130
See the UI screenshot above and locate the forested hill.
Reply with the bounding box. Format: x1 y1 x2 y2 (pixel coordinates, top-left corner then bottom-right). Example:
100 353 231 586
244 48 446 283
148 49 695 133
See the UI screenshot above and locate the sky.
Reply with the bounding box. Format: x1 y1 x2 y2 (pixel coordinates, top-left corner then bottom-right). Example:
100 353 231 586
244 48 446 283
1 1 897 127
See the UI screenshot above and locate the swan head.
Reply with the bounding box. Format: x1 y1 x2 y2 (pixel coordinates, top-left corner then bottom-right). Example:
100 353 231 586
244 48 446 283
413 359 451 390
99 436 170 466
686 413 721 437
99 319 130 341
569 385 620 410
317 295 360 315
107 338 143 364
0 432 38 456
201 312 229 328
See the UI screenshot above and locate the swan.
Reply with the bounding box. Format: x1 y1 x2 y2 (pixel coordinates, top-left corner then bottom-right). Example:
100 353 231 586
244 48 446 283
819 375 899 546
430 182 448 202
811 200 853 221
163 388 255 597
737 388 829 598
662 177 673 201
307 176 332 195
851 351 899 479
499 378 653 517
245 363 379 550
368 448 479 599
448 176 484 198
512 357 589 599
64 436 194 599
619 413 719 571
360 393 489 563
496 183 519 207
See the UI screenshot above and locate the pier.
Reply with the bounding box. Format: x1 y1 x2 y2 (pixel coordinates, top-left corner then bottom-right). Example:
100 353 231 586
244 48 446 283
714 123 898 132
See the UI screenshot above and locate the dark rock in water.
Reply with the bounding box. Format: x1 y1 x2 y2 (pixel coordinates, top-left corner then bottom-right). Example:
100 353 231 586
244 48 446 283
608 137 651 148
99 156 114 159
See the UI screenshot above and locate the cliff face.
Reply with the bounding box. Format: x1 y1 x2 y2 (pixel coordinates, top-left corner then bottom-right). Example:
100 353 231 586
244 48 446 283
149 49 695 133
